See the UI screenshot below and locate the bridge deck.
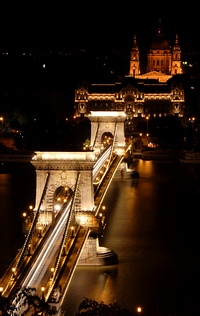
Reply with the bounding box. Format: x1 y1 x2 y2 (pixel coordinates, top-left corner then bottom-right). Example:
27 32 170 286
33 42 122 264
0 153 124 313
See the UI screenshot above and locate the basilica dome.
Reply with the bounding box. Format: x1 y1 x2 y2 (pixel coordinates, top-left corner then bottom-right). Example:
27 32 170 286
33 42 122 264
150 37 170 50
150 19 170 51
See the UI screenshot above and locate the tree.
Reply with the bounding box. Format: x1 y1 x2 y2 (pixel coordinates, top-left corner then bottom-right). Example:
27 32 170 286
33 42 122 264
2 287 57 316
76 298 133 316
1 292 134 316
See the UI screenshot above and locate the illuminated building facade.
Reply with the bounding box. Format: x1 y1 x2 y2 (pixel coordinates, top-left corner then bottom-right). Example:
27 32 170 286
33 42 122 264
130 19 182 77
74 19 185 137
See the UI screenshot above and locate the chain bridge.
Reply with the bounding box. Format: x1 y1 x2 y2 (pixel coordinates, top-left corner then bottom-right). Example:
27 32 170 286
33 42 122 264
0 110 131 314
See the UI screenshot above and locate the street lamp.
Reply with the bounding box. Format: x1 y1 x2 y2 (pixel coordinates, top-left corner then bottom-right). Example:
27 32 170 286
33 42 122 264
41 287 45 300
188 117 195 131
50 267 55 279
99 213 104 231
136 306 142 314
27 243 31 255
71 226 74 238
0 286 3 296
0 117 3 130
12 268 16 279
146 116 149 134
38 226 42 238
62 245 66 256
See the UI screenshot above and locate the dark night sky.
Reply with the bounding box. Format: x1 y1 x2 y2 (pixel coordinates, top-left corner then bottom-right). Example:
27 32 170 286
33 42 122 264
0 3 198 53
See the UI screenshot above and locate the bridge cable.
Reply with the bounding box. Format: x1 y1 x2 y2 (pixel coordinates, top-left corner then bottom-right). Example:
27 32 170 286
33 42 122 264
95 122 118 188
2 172 51 296
46 172 81 301
17 171 50 267
90 120 99 151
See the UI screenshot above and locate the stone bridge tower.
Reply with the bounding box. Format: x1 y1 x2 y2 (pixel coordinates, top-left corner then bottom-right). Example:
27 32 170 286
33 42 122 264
74 83 126 155
31 151 96 226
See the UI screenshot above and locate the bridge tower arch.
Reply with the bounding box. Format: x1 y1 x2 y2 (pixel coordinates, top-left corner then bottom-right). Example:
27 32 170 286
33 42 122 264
89 111 126 154
31 151 96 226
74 85 126 155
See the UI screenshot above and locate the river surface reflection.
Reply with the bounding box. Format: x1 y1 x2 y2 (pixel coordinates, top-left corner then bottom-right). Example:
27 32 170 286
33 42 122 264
1 160 200 316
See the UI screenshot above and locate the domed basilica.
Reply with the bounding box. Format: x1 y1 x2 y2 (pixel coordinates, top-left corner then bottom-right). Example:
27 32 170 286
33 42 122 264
74 19 186 138
130 18 182 79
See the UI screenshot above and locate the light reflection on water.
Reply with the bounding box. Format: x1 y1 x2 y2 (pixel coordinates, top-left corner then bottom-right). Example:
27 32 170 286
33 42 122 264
63 160 200 316
1 161 200 315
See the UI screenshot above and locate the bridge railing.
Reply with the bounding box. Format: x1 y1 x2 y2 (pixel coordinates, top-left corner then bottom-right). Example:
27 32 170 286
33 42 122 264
0 149 124 311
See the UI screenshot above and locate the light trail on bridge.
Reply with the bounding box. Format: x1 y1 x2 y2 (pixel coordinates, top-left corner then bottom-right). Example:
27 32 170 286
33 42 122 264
22 201 72 291
92 145 112 180
0 147 124 315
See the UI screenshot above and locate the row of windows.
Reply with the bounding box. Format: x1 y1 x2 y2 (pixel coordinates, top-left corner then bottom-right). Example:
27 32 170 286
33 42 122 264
152 59 169 66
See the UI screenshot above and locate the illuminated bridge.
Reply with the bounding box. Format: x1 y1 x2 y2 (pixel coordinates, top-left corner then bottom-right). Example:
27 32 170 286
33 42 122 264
0 110 131 314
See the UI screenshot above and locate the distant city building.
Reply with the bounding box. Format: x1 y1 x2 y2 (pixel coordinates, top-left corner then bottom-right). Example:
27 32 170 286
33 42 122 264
75 19 185 135
129 19 182 79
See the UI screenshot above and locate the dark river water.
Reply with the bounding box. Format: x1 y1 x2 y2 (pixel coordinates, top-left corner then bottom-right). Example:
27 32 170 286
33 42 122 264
1 159 200 316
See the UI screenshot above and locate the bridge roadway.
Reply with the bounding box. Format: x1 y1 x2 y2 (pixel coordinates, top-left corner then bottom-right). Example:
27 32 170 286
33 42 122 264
0 151 123 311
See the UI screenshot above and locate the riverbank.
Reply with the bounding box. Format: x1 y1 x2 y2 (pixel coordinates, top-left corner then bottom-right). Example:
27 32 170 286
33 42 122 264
133 148 180 161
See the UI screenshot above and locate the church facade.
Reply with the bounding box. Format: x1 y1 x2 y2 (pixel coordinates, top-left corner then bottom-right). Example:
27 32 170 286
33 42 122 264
74 20 185 138
129 19 182 77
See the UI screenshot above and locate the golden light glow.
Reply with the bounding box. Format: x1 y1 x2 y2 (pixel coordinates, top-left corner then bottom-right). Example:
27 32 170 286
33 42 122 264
136 306 142 313
32 151 96 161
89 111 126 117
79 215 87 225
55 204 61 211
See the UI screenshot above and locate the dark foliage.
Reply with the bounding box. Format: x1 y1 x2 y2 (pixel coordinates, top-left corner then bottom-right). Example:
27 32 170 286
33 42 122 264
76 298 133 316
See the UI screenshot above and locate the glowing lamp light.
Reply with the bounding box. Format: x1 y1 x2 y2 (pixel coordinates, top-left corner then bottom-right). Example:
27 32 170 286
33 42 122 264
12 268 16 274
0 286 3 293
71 226 74 238
136 306 142 313
55 204 61 211
41 286 45 298
80 215 86 225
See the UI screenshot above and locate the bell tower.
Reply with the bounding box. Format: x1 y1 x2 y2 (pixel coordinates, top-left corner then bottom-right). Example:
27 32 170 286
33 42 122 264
129 34 140 76
171 34 182 75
